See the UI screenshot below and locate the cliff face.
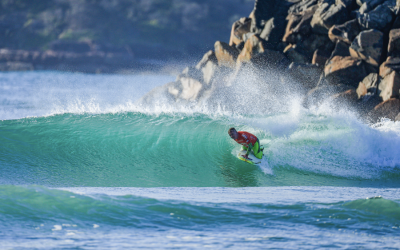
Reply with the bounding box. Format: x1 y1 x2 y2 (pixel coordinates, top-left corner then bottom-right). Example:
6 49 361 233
143 0 400 122
0 0 253 72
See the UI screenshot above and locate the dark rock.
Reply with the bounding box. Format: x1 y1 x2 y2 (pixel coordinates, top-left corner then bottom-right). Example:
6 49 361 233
229 18 252 46
324 56 368 87
214 41 239 69
379 56 400 78
357 4 394 31
349 29 383 66
367 98 400 121
283 5 318 44
395 112 400 121
238 34 289 69
312 49 331 66
388 29 400 57
356 73 380 98
330 88 358 106
284 44 310 63
287 62 322 90
328 19 361 44
311 3 350 34
237 34 268 65
329 40 351 59
356 0 385 7
378 71 400 101
288 0 318 14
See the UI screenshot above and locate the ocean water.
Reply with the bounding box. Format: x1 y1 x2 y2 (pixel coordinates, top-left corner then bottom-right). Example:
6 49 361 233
1 71 400 249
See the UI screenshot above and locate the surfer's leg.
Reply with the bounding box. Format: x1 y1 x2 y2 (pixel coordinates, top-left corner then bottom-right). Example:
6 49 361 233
253 140 263 159
242 145 248 151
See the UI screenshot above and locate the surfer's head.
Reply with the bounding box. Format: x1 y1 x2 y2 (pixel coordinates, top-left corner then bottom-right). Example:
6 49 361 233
228 127 238 140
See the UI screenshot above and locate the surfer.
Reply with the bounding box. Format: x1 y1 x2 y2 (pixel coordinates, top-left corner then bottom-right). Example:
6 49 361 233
228 127 263 159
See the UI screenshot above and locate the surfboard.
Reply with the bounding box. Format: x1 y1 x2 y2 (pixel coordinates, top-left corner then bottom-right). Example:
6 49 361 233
237 150 262 165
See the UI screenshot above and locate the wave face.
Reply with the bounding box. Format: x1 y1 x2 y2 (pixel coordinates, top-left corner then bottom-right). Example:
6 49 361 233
1 72 400 187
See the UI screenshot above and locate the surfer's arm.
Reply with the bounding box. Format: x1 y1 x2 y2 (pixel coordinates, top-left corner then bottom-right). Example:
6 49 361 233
246 143 253 156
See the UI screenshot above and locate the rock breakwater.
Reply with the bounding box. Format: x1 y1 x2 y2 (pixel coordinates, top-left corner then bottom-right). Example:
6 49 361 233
145 0 400 122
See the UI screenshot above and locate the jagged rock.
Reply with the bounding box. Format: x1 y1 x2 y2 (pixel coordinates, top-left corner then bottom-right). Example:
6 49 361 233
229 18 252 46
312 49 331 66
250 0 274 34
329 40 351 59
214 41 239 69
328 19 360 44
283 5 318 44
311 3 350 34
285 33 333 63
356 73 380 98
195 50 218 70
259 17 289 50
324 56 368 87
357 4 394 31
378 71 400 101
357 0 386 14
237 34 268 64
388 29 400 57
395 112 400 121
238 35 289 69
367 98 400 121
379 56 400 78
287 62 322 90
284 44 310 63
336 0 355 8
356 0 385 7
349 29 383 66
330 89 358 106
288 0 318 14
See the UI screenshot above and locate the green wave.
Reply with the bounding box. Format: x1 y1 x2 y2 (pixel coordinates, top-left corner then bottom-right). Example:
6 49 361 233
1 112 400 187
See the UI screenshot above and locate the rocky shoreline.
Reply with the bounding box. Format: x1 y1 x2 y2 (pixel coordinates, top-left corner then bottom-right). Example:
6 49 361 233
144 0 400 122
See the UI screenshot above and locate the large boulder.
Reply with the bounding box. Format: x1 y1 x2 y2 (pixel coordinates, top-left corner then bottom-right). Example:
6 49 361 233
283 5 319 44
324 56 368 87
367 98 400 121
378 70 400 101
379 56 400 78
357 4 394 31
214 41 239 69
349 29 383 66
328 19 361 44
237 34 268 65
330 40 351 59
388 29 400 57
229 18 252 46
357 0 386 13
312 48 331 66
311 2 350 34
356 73 380 98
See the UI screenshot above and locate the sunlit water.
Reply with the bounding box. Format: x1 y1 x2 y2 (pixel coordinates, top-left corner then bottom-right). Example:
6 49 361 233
1 71 400 249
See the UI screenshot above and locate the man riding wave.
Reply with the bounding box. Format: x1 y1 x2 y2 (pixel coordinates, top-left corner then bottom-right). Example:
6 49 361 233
228 127 263 159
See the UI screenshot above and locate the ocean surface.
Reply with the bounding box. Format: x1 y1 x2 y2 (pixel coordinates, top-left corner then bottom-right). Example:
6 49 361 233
1 71 400 249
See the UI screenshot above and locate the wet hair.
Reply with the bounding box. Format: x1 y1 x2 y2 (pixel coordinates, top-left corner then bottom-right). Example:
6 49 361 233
228 127 236 136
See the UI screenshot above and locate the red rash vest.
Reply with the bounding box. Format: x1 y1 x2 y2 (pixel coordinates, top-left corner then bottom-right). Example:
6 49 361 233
234 131 258 147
